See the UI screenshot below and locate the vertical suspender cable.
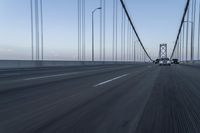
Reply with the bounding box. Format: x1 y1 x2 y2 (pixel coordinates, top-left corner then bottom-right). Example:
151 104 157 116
30 0 34 60
129 23 131 61
193 0 196 60
178 41 179 58
115 0 118 61
121 9 124 61
124 12 126 61
183 23 185 61
40 0 44 60
35 0 40 60
134 39 136 62
82 0 85 61
140 45 141 61
129 28 131 61
131 29 133 61
186 8 190 61
179 38 181 60
177 43 179 59
132 31 134 62
190 0 194 61
103 0 106 61
112 0 115 61
127 22 129 61
129 24 131 61
127 23 129 61
198 1 200 60
78 0 80 61
35 0 38 60
179 30 181 60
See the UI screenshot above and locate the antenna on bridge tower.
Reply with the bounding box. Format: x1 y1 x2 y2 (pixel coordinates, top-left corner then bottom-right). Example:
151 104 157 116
159 44 168 59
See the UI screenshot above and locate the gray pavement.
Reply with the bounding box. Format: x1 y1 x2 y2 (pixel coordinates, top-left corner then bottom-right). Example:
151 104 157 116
0 64 200 133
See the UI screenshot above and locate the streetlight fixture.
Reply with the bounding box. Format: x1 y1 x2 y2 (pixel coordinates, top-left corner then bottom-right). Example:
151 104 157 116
92 7 102 62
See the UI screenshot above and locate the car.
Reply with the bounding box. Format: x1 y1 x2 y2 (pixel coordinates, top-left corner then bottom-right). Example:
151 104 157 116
154 59 160 64
172 59 179 64
159 58 171 66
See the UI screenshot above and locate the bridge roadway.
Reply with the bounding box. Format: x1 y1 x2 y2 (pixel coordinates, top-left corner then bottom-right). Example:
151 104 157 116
0 64 200 133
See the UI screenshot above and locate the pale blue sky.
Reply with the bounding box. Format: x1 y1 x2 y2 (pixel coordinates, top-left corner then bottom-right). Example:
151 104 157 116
0 0 187 60
128 0 187 59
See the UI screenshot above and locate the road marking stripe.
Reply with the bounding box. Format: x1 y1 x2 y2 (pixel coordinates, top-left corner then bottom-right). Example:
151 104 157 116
94 74 129 87
22 68 109 81
23 72 79 81
20 66 130 81
1 73 21 76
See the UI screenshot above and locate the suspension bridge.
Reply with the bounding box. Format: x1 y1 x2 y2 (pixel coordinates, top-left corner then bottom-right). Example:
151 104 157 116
0 0 200 133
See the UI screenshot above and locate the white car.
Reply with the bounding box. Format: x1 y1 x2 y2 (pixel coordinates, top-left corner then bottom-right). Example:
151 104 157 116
159 58 171 66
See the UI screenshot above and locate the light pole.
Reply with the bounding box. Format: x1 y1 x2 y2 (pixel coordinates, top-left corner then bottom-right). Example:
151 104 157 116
92 7 101 62
100 0 102 61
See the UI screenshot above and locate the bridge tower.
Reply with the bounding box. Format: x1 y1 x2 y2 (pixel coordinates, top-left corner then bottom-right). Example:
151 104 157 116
159 44 167 59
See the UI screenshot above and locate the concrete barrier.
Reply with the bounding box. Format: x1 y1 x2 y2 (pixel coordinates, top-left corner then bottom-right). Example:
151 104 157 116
0 60 145 69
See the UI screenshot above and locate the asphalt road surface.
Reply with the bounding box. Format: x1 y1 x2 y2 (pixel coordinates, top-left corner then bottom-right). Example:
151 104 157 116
0 64 200 133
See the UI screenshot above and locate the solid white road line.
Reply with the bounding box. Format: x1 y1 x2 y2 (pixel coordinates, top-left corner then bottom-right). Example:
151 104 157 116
1 73 21 76
22 69 108 81
94 74 129 87
23 72 79 81
21 66 130 81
